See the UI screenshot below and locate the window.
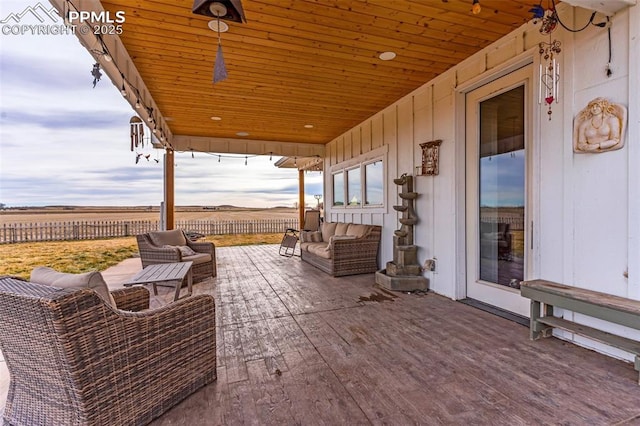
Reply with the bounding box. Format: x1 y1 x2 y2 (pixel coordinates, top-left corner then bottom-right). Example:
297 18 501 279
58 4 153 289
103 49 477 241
347 168 361 206
332 172 344 206
331 153 385 210
364 161 383 205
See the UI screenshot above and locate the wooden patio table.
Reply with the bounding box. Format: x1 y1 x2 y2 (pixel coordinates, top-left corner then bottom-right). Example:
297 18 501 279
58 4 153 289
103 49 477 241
123 261 193 301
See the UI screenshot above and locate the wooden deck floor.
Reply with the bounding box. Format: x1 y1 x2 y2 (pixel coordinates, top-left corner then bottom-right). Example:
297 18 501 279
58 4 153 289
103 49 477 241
145 245 640 425
2 245 640 424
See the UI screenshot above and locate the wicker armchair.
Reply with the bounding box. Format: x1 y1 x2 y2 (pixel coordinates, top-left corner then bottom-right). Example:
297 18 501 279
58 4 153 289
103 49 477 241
136 229 216 282
0 276 216 426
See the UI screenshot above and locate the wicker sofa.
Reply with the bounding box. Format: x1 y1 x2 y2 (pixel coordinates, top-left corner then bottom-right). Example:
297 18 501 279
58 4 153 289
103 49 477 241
299 222 382 276
0 271 216 426
136 229 216 282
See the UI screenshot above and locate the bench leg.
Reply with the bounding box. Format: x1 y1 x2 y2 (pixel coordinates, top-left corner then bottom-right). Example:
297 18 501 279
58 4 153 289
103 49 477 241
530 300 552 340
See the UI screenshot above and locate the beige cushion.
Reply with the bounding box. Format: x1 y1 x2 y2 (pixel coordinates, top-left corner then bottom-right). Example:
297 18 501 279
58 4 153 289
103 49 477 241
328 235 357 246
30 266 116 307
335 223 349 235
307 242 332 259
321 222 337 242
300 231 322 243
149 229 187 247
346 224 370 238
299 242 311 252
183 253 212 265
310 232 323 242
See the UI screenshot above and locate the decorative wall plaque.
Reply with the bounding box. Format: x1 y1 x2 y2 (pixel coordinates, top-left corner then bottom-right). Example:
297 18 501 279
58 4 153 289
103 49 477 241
418 139 442 175
573 98 627 153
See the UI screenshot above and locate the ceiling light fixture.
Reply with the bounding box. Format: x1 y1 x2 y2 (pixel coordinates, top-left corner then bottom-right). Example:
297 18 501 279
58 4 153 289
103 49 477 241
378 51 396 61
236 131 249 137
211 116 222 121
304 124 314 129
208 19 229 33
471 0 481 15
192 0 247 23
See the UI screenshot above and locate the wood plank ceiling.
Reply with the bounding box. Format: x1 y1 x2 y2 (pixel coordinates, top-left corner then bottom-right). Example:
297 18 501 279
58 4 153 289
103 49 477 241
100 0 537 148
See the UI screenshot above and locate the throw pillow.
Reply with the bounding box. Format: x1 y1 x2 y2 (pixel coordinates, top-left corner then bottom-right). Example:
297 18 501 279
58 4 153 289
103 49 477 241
149 229 187 247
321 222 338 242
163 245 197 257
346 223 370 238
335 222 350 235
326 234 357 249
30 266 116 307
178 245 197 256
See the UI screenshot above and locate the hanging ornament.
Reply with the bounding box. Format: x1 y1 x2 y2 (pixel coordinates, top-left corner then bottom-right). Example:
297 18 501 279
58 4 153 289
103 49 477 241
529 3 545 22
539 7 558 35
213 43 228 83
211 11 228 83
129 116 144 151
539 39 561 120
91 62 102 88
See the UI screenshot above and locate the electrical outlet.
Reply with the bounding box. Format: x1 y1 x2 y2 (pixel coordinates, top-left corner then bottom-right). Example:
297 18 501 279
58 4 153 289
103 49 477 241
423 259 436 271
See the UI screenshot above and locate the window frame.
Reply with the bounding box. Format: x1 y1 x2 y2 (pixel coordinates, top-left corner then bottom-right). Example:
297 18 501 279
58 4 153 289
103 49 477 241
363 159 384 207
346 166 362 207
331 171 345 207
329 146 387 213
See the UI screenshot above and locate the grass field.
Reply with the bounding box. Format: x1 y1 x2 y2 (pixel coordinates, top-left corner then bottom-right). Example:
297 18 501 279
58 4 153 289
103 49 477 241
0 233 283 280
0 207 294 279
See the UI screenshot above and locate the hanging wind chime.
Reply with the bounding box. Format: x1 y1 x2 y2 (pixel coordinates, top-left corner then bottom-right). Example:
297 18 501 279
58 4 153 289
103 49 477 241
210 4 228 83
532 3 561 120
130 116 144 151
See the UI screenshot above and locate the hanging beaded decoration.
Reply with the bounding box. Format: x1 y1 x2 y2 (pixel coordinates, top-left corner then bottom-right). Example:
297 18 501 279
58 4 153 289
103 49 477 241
539 38 561 120
537 7 561 120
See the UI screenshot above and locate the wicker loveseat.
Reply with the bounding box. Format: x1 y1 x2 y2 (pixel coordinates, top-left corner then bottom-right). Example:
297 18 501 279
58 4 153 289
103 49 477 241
136 229 216 282
0 272 216 426
299 222 382 276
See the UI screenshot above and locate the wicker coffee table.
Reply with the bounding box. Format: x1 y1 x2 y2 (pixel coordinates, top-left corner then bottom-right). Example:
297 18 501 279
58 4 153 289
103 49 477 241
123 261 193 301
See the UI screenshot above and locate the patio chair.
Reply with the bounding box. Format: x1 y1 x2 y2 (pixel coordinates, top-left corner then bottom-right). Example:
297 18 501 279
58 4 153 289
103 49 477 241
0 274 216 426
136 229 216 282
279 210 321 257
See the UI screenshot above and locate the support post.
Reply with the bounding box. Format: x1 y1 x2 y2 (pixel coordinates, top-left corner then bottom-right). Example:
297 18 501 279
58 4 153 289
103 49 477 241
298 169 305 229
164 149 175 230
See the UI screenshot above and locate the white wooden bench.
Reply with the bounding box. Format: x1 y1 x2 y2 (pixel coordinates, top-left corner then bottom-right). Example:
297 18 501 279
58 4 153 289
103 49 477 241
521 279 640 384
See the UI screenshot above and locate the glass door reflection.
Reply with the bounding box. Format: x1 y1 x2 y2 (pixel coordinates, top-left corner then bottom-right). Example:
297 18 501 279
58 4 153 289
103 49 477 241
478 85 525 288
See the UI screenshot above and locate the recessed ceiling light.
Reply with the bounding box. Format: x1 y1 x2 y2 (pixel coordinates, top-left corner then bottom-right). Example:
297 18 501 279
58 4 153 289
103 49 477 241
211 116 222 121
378 51 396 61
208 20 229 33
304 124 314 129
236 131 249 137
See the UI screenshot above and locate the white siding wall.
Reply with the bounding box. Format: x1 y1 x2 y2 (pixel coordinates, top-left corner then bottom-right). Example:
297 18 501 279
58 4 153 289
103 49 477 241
324 2 639 343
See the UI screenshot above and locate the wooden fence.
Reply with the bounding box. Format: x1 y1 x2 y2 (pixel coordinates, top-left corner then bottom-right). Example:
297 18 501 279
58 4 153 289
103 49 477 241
0 219 299 244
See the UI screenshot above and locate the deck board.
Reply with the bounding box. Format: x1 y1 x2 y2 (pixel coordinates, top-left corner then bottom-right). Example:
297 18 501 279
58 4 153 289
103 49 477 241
144 245 640 424
4 244 640 424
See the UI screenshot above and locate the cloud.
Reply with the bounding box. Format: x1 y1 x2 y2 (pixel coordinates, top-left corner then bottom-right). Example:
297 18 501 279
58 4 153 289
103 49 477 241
0 3 325 209
1 109 130 129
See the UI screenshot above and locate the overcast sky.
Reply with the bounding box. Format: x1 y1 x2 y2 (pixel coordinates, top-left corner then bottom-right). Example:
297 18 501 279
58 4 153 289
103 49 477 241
0 0 322 208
